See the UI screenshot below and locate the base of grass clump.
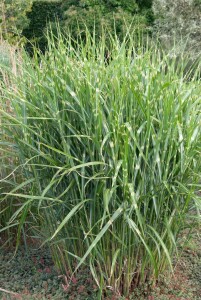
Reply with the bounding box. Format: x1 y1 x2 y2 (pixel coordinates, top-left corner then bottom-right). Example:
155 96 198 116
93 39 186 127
0 226 200 299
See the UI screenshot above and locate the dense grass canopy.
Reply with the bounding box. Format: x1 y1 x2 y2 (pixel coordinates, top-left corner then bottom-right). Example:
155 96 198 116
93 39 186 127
0 30 201 296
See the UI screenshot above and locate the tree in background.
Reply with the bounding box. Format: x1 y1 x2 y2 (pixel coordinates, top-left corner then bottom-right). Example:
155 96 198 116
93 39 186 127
0 0 154 50
0 0 32 44
60 0 153 41
152 0 201 59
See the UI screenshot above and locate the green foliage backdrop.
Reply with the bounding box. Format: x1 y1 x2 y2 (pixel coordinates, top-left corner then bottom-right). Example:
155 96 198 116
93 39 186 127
60 0 152 42
1 0 154 51
22 1 62 53
0 0 32 43
1 0 200 57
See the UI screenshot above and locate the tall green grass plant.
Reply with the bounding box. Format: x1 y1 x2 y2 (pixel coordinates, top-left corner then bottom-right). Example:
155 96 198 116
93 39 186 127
0 30 200 295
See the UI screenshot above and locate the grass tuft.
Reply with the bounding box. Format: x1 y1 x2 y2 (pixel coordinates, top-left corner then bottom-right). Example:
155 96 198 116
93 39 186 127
0 29 201 296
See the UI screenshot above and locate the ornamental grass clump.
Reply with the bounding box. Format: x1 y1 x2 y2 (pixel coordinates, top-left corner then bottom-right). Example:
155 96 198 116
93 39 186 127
1 30 200 296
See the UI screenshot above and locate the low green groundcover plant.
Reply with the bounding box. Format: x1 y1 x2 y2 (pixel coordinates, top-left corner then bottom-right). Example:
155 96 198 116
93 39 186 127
0 29 200 297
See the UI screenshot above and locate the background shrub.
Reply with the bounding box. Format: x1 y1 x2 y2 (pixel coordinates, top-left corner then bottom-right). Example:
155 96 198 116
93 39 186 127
60 0 153 41
22 1 63 53
1 0 154 50
152 0 201 59
0 0 32 44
